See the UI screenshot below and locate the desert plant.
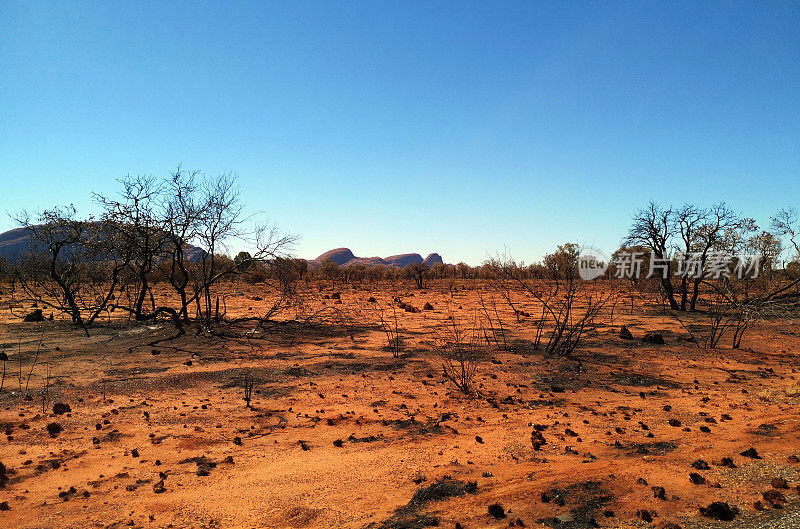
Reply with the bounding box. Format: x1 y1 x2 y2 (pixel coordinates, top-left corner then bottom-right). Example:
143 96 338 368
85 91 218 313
405 263 430 289
490 252 613 357
375 301 402 358
0 351 7 392
41 362 51 414
436 311 482 394
243 373 254 408
478 292 507 352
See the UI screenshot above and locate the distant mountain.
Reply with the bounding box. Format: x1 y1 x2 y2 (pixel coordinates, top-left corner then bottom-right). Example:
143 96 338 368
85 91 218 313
0 227 31 261
310 248 444 268
0 224 206 262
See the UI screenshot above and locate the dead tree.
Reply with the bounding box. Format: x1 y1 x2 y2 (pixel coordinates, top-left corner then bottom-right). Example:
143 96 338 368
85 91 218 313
13 207 91 333
625 202 679 310
436 311 482 394
490 249 613 357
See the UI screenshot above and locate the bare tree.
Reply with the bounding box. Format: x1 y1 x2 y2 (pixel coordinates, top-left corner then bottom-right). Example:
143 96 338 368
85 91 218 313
405 262 429 289
625 202 679 309
436 310 482 394
374 301 401 358
772 207 800 260
160 166 203 321
13 207 92 333
94 175 166 320
490 248 613 357
685 203 739 311
319 259 340 287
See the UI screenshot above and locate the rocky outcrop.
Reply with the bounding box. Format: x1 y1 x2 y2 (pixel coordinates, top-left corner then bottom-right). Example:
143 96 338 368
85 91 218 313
314 248 357 266
0 224 207 263
311 248 445 268
423 253 443 266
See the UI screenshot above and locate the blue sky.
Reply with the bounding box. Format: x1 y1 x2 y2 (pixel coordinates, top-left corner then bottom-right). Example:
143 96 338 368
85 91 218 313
1 1 798 264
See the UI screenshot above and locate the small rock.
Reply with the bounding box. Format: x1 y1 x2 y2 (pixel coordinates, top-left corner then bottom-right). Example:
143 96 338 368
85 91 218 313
46 422 62 437
771 477 788 489
763 489 786 506
24 309 45 322
642 332 665 344
740 448 761 459
52 403 71 415
487 503 506 519
531 430 546 451
689 473 706 485
699 502 738 521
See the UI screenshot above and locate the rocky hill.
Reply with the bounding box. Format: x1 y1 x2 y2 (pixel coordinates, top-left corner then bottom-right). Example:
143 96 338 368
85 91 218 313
0 224 206 262
310 248 443 268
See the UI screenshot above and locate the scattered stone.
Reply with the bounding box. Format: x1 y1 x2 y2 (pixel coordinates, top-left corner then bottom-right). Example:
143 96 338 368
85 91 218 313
637 510 654 522
488 503 506 519
699 502 738 521
52 402 71 415
531 430 546 451
691 460 710 470
333 439 343 447
0 501 8 511
716 457 737 468
740 448 761 459
153 479 165 494
423 302 434 310
46 422 62 437
771 477 789 489
642 332 665 344
619 326 634 340
24 309 45 322
652 486 666 500
689 473 706 485
763 489 786 506
668 419 681 427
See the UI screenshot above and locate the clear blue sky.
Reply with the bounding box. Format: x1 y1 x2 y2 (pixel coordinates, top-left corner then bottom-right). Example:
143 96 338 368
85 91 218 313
1 1 798 264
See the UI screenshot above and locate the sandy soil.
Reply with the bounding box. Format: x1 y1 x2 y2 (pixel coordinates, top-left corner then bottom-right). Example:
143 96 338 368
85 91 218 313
1 281 800 528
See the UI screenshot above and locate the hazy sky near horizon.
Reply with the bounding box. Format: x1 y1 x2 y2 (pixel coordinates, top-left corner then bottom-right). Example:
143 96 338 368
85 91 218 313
1 1 798 264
